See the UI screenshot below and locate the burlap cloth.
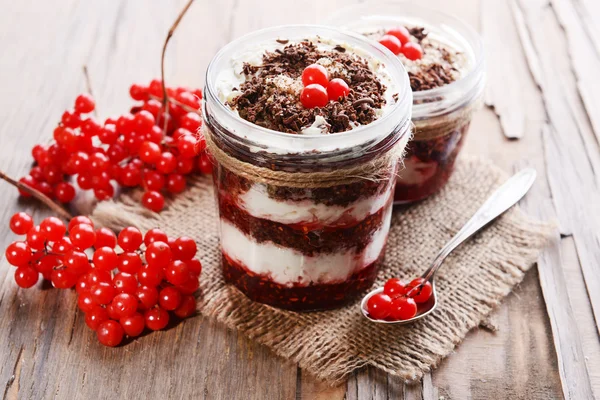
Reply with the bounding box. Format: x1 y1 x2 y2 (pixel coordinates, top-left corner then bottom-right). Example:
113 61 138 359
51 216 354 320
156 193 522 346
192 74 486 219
91 155 554 384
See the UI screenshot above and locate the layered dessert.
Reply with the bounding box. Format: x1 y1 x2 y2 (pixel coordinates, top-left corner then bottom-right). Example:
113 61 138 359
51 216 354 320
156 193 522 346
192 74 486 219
329 5 485 203
203 26 412 310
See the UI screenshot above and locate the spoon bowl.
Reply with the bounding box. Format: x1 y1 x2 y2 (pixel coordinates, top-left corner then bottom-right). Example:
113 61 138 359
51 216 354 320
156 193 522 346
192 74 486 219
361 168 537 324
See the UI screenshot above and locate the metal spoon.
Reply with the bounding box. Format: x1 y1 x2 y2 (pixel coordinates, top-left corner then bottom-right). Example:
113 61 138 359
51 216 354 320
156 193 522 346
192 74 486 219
361 168 537 324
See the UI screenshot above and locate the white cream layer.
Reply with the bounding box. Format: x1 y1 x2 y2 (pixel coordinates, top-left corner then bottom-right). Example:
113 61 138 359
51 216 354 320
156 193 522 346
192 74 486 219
220 204 393 286
231 179 394 227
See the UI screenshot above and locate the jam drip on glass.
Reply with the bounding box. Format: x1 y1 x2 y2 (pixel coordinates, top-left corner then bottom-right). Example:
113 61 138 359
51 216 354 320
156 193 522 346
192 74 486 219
394 122 470 204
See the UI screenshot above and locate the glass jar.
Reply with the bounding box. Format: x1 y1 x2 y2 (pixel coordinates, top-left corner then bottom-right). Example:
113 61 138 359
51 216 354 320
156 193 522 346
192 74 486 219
328 2 485 204
203 25 413 311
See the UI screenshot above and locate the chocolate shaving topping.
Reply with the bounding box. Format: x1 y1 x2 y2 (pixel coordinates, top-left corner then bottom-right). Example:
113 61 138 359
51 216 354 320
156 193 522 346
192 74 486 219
408 27 428 42
409 47 458 91
227 40 388 134
276 39 289 44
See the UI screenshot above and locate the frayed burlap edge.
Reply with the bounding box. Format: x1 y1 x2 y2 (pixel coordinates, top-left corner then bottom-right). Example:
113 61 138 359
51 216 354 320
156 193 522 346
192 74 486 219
91 155 555 385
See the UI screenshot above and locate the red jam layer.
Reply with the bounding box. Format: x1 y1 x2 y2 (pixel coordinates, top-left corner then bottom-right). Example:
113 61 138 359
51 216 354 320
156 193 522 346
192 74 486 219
222 253 383 311
394 121 471 204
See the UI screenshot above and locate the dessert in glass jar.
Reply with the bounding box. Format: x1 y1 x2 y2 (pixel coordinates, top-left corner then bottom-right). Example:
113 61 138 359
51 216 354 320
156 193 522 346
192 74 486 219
203 25 412 311
329 3 485 204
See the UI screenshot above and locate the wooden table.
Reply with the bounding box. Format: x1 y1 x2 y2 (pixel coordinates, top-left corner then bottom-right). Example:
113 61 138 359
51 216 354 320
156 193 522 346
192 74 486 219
1 0 598 398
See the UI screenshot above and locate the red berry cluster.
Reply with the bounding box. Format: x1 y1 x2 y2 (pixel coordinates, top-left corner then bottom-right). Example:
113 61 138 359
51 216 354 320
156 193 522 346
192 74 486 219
6 212 201 347
365 277 433 321
300 64 351 109
19 80 212 213
378 27 423 61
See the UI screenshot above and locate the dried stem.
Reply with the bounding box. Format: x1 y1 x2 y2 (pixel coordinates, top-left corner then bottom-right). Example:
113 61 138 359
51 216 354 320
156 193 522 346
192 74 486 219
160 0 195 134
82 65 99 118
0 171 73 220
149 94 200 116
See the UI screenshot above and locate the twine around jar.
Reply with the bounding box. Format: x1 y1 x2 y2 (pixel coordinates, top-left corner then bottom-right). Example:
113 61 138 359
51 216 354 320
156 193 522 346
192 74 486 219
203 125 411 189
412 98 483 141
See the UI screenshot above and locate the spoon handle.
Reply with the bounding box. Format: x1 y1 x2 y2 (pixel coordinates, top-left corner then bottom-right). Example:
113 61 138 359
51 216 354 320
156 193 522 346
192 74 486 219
422 168 537 281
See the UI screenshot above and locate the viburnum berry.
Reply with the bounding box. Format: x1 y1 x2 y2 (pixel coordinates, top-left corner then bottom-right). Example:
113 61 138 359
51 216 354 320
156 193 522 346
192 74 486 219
51 236 74 255
5 241 32 266
113 272 138 294
139 141 162 164
142 170 165 192
96 320 124 347
156 152 177 174
111 293 138 318
173 237 197 261
144 307 170 331
166 174 186 194
69 223 96 250
54 182 76 203
405 278 433 303
63 250 90 275
186 259 202 277
133 110 155 134
301 64 329 87
40 216 66 241
120 313 145 337
51 269 78 289
77 291 96 313
401 42 423 61
327 78 350 101
174 295 196 318
136 285 159 310
179 112 202 132
142 191 165 212
117 226 143 252
158 286 182 311
389 296 418 320
300 84 328 109
138 264 164 287
145 241 172 269
386 27 411 45
117 252 142 274
26 226 45 251
129 84 149 101
14 266 39 288
177 276 199 295
366 292 393 320
177 135 199 158
85 306 109 330
74 93 95 114
164 260 190 285
90 281 116 305
379 34 402 55
10 212 34 235
95 227 117 248
93 247 118 271
383 278 406 299
144 228 168 246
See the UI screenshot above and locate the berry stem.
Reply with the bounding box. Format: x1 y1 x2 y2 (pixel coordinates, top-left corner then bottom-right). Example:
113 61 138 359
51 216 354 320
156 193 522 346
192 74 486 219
160 0 195 134
148 94 201 116
0 170 73 220
82 65 99 118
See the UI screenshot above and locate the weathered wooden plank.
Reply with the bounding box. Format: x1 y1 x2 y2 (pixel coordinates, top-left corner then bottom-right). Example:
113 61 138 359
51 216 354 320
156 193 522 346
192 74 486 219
481 0 527 139
515 0 600 337
518 159 594 400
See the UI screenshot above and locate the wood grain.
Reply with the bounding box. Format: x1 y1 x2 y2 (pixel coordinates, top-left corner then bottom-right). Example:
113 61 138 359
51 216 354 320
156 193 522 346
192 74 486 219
0 0 599 399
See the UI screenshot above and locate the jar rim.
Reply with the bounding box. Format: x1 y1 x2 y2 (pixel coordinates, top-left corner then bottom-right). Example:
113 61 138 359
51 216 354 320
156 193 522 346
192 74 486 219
325 2 486 120
203 24 413 155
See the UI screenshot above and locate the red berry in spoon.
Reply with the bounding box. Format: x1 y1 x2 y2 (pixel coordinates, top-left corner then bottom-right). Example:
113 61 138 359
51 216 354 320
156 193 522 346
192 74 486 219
327 78 350 101
366 292 393 320
405 278 433 303
383 278 406 299
300 84 328 109
378 35 402 55
389 296 418 320
301 64 329 87
386 26 411 45
401 42 423 61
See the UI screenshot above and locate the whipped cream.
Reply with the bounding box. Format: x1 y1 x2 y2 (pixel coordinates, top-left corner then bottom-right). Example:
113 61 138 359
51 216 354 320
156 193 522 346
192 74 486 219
214 37 401 134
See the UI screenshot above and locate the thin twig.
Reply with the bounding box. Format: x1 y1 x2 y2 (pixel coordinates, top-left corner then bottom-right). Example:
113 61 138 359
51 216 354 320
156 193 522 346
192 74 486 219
160 0 195 134
149 94 201 116
82 65 99 118
0 171 73 220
